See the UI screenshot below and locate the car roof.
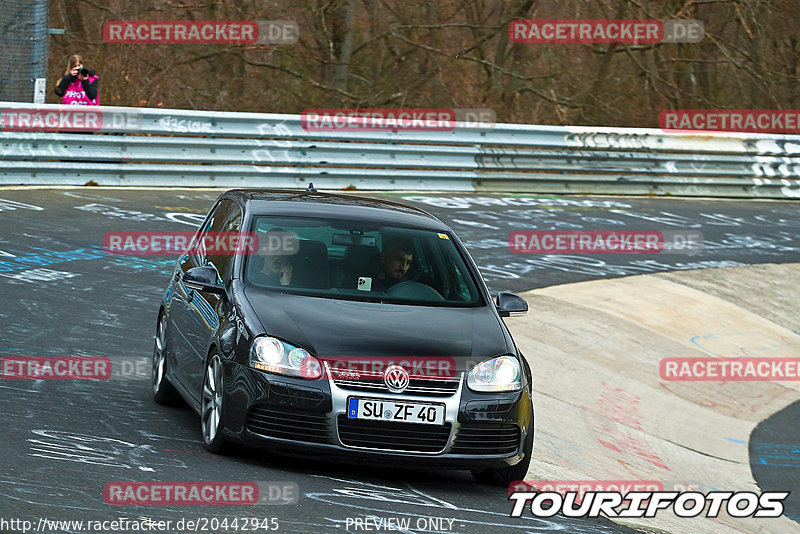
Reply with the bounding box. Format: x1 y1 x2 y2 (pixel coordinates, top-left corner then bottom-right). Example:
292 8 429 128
224 189 450 230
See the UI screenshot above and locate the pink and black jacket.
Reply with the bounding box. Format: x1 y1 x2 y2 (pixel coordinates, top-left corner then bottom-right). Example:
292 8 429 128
54 71 100 105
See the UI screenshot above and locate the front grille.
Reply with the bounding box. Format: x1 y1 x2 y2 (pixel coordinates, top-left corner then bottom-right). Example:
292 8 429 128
247 406 331 444
337 415 451 453
332 372 461 397
451 422 520 455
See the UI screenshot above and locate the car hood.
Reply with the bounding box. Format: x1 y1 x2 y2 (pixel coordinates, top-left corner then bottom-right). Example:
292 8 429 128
243 288 511 372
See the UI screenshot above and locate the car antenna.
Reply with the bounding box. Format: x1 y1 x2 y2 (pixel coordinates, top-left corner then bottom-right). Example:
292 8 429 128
306 182 318 193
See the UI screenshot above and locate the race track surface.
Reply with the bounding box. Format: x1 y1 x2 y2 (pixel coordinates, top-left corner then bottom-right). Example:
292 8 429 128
750 372 800 524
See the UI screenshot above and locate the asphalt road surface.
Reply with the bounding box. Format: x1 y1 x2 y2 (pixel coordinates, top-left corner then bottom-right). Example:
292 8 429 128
1 188 799 533
750 401 800 524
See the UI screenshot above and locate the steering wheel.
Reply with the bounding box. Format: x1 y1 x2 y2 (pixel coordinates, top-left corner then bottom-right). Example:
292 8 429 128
386 281 445 301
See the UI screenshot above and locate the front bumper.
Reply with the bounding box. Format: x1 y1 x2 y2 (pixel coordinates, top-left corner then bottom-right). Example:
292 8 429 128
221 361 533 469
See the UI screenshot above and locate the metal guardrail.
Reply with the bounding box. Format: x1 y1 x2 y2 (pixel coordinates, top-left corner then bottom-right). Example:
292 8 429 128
1 102 800 198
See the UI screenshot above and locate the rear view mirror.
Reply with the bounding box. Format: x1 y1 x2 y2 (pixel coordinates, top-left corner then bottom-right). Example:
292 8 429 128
496 291 528 317
332 233 377 247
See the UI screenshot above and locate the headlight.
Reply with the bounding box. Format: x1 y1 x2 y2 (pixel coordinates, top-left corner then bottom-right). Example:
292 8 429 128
250 336 322 379
467 355 521 392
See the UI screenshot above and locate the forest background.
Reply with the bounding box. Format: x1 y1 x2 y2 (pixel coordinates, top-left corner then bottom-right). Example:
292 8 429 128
47 0 798 127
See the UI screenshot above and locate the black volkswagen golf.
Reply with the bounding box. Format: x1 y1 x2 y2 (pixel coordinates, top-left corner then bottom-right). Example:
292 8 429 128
152 189 534 484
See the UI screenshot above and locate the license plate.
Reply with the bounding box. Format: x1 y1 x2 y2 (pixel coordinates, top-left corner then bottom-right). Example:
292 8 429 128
347 397 445 425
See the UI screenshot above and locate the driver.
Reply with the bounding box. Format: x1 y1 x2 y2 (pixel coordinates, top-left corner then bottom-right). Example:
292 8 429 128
373 237 414 292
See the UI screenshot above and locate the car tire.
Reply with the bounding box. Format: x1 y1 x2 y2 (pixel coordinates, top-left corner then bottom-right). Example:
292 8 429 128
471 413 534 486
201 352 231 454
152 312 177 404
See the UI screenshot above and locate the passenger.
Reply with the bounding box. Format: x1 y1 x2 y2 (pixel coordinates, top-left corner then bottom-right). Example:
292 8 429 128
255 229 293 286
373 238 414 292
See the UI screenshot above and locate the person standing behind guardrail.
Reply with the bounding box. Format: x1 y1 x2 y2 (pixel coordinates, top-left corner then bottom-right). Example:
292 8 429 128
54 54 99 105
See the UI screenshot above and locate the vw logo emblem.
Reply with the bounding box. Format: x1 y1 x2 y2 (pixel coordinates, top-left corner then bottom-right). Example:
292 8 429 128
384 365 410 393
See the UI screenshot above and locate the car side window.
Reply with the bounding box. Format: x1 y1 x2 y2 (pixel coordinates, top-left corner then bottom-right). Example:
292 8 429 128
207 205 243 283
194 200 236 264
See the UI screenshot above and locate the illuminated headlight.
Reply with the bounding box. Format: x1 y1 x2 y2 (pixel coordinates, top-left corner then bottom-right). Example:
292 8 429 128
467 355 521 392
250 336 322 379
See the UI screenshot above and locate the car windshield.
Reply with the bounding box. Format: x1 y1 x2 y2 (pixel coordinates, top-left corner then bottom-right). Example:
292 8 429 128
243 216 483 307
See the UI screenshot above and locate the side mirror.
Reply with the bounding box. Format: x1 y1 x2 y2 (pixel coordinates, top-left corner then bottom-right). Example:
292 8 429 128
496 291 528 317
184 266 225 295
